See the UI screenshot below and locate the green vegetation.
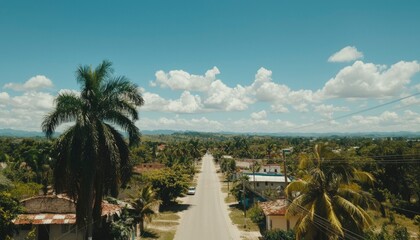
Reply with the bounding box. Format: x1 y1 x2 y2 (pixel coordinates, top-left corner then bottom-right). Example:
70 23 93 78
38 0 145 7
0 192 21 239
144 167 190 206
263 229 295 240
1 129 420 239
129 185 161 234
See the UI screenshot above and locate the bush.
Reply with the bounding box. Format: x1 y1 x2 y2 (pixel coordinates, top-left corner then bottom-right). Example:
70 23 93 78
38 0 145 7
248 204 265 226
414 215 420 225
393 225 410 240
263 229 295 240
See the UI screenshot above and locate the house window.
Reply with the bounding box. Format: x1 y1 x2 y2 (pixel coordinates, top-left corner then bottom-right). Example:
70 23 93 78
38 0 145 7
271 183 273 186
265 182 268 186
270 219 273 230
256 183 259 187
275 169 277 173
264 169 266 172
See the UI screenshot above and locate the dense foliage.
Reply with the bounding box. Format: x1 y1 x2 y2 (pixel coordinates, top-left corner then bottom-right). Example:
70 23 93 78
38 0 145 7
0 192 21 239
144 167 190 206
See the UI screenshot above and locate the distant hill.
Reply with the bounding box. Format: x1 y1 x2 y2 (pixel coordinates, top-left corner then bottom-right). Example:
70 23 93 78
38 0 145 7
1 128 419 138
0 129 47 138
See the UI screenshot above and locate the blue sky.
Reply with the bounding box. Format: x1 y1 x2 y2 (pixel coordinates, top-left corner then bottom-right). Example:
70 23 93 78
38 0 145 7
1 0 420 133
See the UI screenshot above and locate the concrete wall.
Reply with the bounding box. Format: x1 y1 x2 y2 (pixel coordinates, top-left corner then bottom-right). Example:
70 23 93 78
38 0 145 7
49 224 84 240
14 225 84 240
22 197 75 214
266 215 298 231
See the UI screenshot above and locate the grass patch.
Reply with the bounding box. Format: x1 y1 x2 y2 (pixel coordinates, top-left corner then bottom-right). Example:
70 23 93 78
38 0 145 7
157 212 180 221
151 221 179 227
228 204 260 232
142 228 175 240
369 210 420 238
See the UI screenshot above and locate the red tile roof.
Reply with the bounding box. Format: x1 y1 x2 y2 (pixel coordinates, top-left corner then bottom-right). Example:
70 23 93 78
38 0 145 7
259 199 288 216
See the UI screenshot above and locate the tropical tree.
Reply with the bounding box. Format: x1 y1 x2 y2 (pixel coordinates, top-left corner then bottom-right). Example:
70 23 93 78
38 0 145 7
129 185 161 235
145 168 189 206
285 144 377 240
42 60 143 239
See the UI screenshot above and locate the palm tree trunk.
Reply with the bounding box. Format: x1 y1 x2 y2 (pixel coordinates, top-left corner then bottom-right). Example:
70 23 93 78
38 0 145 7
139 220 144 237
86 177 95 240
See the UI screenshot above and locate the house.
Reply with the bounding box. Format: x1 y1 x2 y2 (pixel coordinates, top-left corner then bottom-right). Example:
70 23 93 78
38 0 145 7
259 199 298 231
245 173 291 193
133 162 165 174
259 164 281 174
13 194 129 240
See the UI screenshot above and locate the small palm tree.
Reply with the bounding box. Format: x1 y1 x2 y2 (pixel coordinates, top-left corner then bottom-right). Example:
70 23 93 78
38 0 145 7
285 144 377 240
129 185 161 236
42 60 143 239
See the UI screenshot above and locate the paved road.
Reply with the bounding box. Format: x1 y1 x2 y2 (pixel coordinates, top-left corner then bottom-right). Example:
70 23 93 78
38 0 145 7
174 154 241 240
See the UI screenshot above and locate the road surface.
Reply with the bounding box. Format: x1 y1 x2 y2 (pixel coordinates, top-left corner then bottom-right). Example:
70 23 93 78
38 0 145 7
174 154 241 240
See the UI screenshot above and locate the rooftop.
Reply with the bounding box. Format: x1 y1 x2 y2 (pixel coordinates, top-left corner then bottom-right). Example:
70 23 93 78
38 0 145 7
259 199 288 216
245 173 291 183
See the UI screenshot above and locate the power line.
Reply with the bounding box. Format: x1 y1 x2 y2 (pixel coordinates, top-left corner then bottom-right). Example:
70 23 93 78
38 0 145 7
294 92 420 130
285 198 366 240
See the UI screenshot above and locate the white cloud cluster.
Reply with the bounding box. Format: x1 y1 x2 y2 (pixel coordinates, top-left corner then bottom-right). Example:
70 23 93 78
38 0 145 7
139 116 224 132
313 104 349 119
151 67 220 91
321 61 420 98
251 110 267 120
328 46 363 62
4 75 53 91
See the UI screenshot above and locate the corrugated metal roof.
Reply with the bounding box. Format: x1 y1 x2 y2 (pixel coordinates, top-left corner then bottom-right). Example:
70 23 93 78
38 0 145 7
246 174 291 183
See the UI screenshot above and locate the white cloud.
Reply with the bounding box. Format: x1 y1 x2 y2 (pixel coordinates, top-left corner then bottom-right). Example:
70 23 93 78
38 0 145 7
321 61 420 98
151 67 220 91
313 104 349 119
271 104 289 113
139 116 223 132
166 91 203 113
0 92 10 102
141 91 169 111
204 80 253 111
251 110 267 120
4 75 53 91
328 46 363 62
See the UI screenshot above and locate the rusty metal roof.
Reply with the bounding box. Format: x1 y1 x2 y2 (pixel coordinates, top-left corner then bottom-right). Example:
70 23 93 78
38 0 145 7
13 213 76 225
13 195 124 225
259 199 288 216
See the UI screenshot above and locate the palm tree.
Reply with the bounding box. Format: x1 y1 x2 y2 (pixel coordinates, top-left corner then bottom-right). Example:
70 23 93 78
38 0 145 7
285 144 377 240
42 60 143 239
129 185 161 236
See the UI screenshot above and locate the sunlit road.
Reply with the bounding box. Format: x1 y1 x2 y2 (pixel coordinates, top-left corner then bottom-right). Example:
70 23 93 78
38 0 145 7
174 154 241 240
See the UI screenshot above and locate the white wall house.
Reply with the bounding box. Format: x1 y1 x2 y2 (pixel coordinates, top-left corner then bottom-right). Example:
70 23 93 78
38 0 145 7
246 173 291 193
259 199 298 231
259 164 281 174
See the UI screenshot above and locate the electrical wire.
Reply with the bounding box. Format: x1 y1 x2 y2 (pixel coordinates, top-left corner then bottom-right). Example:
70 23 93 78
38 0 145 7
285 198 367 240
294 92 420 130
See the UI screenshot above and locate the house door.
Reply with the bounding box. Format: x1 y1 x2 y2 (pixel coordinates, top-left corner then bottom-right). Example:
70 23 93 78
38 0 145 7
38 225 50 240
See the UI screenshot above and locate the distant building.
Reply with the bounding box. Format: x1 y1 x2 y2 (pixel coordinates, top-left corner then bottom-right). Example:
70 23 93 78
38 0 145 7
259 164 281 174
245 173 291 193
133 163 165 174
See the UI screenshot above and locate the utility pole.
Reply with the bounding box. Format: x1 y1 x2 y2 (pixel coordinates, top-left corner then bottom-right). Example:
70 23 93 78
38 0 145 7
282 149 290 231
242 177 247 228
